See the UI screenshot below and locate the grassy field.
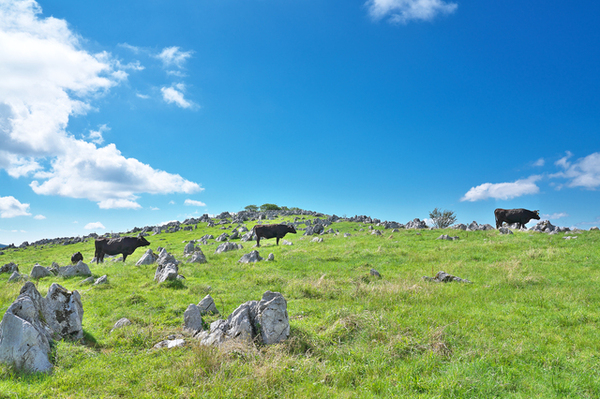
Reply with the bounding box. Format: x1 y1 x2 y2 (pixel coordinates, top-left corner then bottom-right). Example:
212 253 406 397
1 215 600 398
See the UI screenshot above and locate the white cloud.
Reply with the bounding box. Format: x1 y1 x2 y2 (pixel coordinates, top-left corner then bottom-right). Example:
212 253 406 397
157 46 193 68
366 0 458 24
0 0 202 209
185 199 207 207
34 214 46 220
0 196 31 218
85 221 105 230
461 175 542 202
552 151 600 190
87 124 109 145
161 84 194 109
543 212 568 220
533 158 545 167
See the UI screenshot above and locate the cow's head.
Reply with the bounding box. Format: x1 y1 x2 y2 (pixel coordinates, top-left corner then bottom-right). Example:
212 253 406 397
287 225 297 234
137 236 151 247
533 210 540 219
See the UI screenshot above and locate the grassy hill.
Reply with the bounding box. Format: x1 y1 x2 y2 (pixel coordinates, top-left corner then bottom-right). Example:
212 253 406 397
1 214 600 398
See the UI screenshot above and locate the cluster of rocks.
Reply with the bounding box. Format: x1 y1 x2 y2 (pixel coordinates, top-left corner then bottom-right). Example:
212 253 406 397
0 282 84 373
185 291 290 346
154 249 185 283
2 261 92 282
451 221 495 231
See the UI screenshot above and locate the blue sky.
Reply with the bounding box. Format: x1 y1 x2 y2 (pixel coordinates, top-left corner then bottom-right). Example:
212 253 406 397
1 0 600 245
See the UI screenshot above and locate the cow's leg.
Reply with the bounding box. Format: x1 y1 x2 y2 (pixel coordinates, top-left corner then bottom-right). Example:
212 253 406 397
276 237 280 245
256 237 261 247
123 254 128 262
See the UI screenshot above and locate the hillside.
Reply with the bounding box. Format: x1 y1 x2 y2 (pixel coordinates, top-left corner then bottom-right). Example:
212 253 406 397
1 210 600 398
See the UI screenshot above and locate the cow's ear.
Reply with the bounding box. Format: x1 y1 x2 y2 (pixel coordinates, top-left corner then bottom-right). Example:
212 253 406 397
535 210 539 215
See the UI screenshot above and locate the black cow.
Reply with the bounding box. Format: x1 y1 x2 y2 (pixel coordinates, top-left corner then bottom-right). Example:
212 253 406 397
94 236 150 263
494 208 540 229
71 252 83 264
253 224 297 247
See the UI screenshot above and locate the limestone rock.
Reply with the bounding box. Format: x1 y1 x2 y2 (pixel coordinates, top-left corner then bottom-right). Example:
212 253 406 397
58 261 92 278
423 271 472 284
111 318 132 332
136 249 157 265
238 250 263 263
198 294 219 315
30 264 53 279
44 283 84 340
436 234 459 241
197 291 289 346
187 249 207 264
0 262 18 274
184 304 204 333
215 242 243 254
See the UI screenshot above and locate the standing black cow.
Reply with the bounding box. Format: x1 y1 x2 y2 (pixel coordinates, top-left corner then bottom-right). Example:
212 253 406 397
494 208 540 229
94 236 150 263
253 224 297 247
71 252 83 264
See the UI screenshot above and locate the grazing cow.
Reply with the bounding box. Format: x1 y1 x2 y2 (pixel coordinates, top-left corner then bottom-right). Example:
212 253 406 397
94 236 150 263
253 224 297 247
494 208 540 229
71 252 83 264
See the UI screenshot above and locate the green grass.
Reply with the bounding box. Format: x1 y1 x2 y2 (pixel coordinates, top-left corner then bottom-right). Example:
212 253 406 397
1 217 600 398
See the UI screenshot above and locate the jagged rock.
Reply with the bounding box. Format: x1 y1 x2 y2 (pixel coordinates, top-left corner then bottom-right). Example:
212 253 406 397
344 233 352 237
372 230 382 236
8 271 26 282
58 261 92 278
215 242 243 254
239 250 263 263
240 232 254 242
529 220 562 233
215 233 229 242
184 304 204 334
80 276 95 285
197 291 289 346
0 262 18 274
154 250 181 283
591 227 599 231
187 250 207 264
44 283 84 341
281 240 293 246
198 294 218 315
436 234 459 241
154 263 179 283
268 253 275 261
229 230 240 240
0 282 54 373
423 271 472 284
94 275 108 285
499 227 513 235
311 237 323 243
406 218 428 229
451 224 467 230
111 318 132 332
30 264 53 279
135 249 157 266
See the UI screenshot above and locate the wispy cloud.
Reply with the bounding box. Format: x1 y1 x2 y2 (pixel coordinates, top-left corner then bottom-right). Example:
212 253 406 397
0 196 31 218
543 212 568 220
86 124 110 145
551 151 600 190
461 175 542 202
34 214 46 220
161 83 195 109
0 0 202 210
156 46 193 68
185 199 206 207
366 0 458 24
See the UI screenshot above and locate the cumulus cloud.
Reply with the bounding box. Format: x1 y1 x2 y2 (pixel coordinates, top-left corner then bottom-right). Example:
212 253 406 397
185 199 207 207
161 83 194 109
461 175 542 202
0 196 31 218
34 214 46 220
87 124 109 145
0 0 202 209
552 151 600 190
85 222 105 230
366 0 458 24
